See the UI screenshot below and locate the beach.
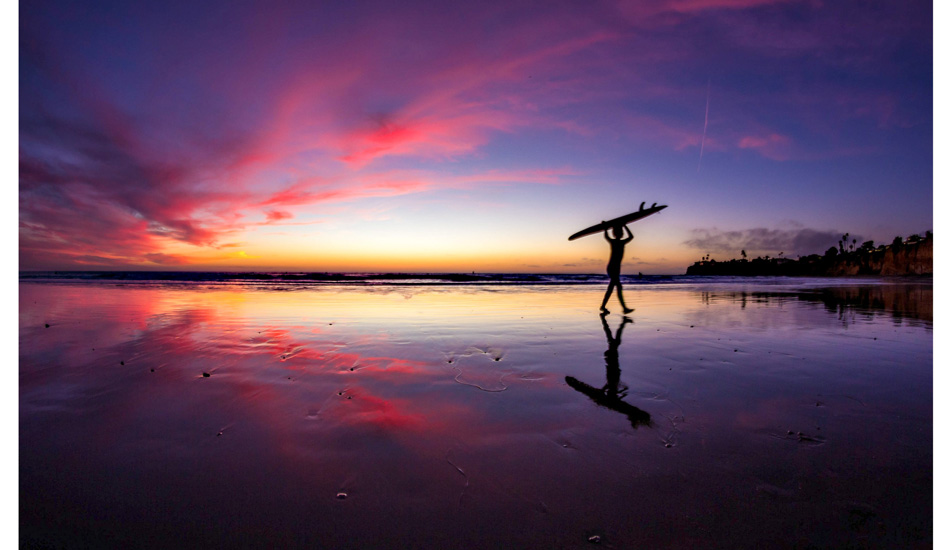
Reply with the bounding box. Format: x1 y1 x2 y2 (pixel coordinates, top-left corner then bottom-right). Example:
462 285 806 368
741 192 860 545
19 277 932 548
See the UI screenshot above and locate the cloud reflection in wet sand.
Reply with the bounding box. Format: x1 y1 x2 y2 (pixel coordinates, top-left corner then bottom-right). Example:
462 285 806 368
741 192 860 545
20 282 931 548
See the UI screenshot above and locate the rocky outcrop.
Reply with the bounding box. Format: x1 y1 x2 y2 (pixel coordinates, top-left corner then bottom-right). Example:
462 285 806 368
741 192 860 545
881 239 932 275
826 239 932 276
686 237 932 277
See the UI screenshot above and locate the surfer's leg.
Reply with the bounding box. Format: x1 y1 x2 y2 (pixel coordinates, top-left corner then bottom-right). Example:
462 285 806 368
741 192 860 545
616 282 634 314
601 280 615 312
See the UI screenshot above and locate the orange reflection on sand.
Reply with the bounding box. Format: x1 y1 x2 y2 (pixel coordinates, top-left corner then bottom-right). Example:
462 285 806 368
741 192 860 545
143 284 597 324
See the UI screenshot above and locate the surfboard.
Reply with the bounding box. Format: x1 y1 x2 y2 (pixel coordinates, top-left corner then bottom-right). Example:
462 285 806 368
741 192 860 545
568 202 667 241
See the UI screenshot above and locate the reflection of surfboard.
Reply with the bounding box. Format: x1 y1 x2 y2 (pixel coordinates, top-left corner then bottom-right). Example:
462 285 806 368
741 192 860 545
568 202 667 241
565 376 651 427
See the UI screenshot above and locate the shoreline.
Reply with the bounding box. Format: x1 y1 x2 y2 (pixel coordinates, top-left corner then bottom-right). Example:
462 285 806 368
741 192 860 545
17 270 935 284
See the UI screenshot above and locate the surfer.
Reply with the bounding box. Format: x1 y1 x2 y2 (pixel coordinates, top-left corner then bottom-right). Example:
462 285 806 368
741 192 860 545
601 224 634 314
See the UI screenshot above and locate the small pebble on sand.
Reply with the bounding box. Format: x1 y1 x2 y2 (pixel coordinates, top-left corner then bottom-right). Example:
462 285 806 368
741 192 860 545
202 372 211 377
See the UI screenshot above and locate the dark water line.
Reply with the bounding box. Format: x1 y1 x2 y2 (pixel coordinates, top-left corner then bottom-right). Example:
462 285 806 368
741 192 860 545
18 270 932 286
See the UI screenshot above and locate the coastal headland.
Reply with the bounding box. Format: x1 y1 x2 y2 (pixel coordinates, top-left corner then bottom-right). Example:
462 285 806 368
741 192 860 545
686 233 932 277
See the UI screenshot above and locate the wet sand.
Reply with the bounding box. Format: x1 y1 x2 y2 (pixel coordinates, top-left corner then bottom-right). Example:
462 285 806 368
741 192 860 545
19 280 932 548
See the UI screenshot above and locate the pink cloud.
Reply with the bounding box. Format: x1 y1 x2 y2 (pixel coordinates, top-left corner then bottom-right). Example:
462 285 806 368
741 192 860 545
453 167 580 185
338 113 500 166
737 133 793 160
613 0 800 23
664 0 796 12
264 210 293 222
625 114 705 151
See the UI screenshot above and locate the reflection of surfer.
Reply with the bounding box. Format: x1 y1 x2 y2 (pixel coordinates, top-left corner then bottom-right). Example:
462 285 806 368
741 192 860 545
601 312 630 398
601 224 634 314
564 313 650 428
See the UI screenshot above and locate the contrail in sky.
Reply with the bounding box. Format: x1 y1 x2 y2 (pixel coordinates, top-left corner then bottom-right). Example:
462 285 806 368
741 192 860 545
698 79 710 172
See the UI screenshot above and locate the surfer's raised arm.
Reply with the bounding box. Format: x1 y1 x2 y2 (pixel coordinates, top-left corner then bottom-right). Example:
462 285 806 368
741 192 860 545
620 225 633 243
604 224 633 242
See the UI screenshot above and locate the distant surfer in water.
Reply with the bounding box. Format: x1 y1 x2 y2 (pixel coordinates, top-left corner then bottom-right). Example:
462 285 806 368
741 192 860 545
601 224 634 314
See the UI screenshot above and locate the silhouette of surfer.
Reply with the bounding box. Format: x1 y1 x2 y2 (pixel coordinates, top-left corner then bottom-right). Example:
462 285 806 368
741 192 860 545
565 314 650 429
601 224 634 314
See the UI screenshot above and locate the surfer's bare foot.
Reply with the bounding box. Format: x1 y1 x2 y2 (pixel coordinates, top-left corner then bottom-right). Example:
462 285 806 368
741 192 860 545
600 307 610 314
623 307 634 314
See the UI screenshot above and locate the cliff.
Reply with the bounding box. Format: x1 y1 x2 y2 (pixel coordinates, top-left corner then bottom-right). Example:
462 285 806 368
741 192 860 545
686 237 932 277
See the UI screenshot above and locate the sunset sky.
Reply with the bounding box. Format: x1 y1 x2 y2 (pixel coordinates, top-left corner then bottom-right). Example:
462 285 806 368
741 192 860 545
19 0 933 273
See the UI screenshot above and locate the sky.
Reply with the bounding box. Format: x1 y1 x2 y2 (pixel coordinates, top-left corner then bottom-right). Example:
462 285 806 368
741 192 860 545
18 0 933 274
